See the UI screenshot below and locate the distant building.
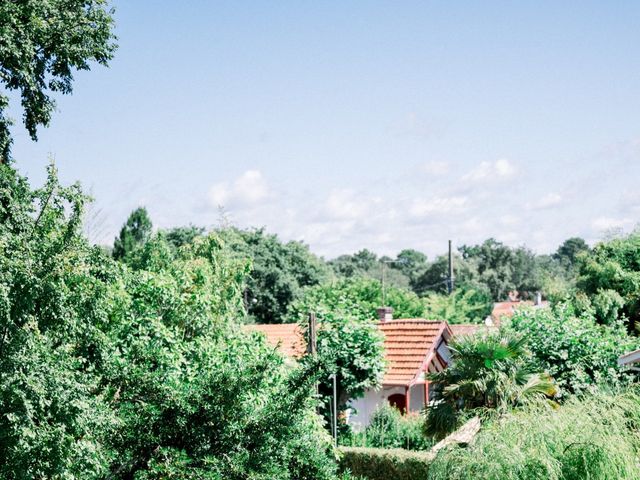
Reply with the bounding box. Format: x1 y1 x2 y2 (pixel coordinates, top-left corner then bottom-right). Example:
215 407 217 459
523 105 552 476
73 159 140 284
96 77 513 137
490 294 549 326
618 349 640 368
246 309 486 429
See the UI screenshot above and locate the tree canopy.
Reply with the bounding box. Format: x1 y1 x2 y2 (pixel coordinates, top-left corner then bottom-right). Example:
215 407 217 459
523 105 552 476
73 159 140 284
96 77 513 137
0 164 343 480
218 227 331 323
0 0 117 162
112 206 153 261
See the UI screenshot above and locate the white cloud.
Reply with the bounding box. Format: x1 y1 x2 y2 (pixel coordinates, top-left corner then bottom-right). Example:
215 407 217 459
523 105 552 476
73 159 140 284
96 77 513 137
409 196 468 218
421 160 450 176
208 170 269 207
528 193 563 210
324 189 381 221
499 214 521 226
462 158 516 182
591 216 634 232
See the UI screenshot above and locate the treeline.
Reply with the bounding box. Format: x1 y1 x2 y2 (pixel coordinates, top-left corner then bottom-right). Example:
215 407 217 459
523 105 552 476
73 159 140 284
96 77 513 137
0 165 356 479
111 207 590 325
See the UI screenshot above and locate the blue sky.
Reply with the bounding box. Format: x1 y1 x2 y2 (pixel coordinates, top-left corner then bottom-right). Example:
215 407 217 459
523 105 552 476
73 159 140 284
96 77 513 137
10 1 640 258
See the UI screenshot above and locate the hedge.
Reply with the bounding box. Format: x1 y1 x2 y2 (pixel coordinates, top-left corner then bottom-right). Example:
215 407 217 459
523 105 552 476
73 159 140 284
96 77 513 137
338 446 434 480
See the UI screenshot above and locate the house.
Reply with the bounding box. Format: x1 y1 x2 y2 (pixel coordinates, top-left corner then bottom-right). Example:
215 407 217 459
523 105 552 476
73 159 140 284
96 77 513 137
618 349 640 369
245 308 456 429
348 314 452 429
490 295 549 326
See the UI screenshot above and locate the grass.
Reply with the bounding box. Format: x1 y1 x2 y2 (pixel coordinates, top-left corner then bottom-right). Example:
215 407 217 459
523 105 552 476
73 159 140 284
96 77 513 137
428 387 640 480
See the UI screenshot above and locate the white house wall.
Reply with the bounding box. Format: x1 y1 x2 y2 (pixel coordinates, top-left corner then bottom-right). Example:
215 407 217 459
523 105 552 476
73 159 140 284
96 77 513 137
348 383 427 431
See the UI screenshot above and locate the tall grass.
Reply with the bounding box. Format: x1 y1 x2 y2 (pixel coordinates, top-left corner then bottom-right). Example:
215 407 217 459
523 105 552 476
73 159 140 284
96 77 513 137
428 388 640 480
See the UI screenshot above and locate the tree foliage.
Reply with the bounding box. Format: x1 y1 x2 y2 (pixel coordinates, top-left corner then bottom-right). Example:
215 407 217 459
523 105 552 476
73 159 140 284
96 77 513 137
300 309 386 418
425 332 556 438
0 164 343 480
328 249 415 291
576 231 640 329
287 277 426 323
423 286 493 324
218 227 331 323
0 0 117 162
459 239 541 301
112 206 153 261
506 304 640 396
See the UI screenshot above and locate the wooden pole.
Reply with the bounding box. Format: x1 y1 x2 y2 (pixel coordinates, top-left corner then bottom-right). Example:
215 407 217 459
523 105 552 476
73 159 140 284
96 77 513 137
448 240 454 294
405 385 411 415
424 381 430 409
307 313 317 356
332 373 338 447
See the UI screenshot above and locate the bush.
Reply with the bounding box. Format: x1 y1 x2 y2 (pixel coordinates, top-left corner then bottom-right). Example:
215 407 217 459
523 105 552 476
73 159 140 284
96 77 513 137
338 447 433 480
428 388 640 480
346 405 433 451
507 304 640 396
0 165 343 480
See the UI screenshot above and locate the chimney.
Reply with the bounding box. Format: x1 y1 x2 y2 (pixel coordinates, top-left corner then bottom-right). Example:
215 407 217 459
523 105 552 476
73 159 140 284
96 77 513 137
377 306 393 322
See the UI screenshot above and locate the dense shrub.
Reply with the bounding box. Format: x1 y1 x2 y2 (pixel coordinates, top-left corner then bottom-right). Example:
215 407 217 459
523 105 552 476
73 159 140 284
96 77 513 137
339 446 433 480
346 405 432 451
422 286 492 324
576 231 640 329
507 304 640 396
425 331 556 438
428 388 640 480
0 165 343 480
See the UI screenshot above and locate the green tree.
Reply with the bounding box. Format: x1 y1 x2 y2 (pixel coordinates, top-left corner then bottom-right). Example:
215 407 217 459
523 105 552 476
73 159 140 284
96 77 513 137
287 277 427 323
164 224 205 250
554 237 590 268
0 165 345 479
218 227 331 323
0 0 117 162
393 248 428 284
506 303 639 395
113 207 153 261
459 239 541 300
0 163 118 478
425 332 556 438
423 287 492 324
300 309 385 421
329 249 412 290
412 253 478 296
576 231 640 329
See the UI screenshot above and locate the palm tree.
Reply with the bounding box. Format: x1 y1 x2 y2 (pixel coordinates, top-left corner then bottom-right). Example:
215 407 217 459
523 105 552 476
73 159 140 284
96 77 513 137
425 332 557 438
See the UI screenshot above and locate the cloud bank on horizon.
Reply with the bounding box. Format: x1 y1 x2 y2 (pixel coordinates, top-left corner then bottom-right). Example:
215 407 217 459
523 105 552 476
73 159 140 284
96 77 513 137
162 142 639 259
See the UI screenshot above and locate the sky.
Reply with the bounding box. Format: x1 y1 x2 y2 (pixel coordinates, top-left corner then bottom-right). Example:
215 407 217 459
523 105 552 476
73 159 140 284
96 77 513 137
9 1 640 259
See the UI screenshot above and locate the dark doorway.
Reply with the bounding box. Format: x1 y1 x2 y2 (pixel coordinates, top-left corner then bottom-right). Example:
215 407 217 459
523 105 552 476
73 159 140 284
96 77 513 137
388 393 406 414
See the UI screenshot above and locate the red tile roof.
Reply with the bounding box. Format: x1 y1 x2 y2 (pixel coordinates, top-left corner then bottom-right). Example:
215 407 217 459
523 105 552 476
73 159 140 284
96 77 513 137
378 320 451 386
246 319 452 387
450 324 482 336
244 323 306 357
491 300 549 324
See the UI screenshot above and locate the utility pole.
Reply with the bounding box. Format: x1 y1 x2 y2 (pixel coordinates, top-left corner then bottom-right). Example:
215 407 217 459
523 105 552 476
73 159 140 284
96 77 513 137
331 373 338 447
308 313 319 412
307 313 317 356
448 240 454 294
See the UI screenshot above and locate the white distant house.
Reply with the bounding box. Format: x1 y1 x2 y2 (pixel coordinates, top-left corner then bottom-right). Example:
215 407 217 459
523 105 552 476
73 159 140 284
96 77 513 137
619 349 640 369
246 308 486 429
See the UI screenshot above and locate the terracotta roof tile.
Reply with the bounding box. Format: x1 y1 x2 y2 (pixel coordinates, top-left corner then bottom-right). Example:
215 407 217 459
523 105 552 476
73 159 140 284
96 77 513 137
378 320 450 386
244 323 306 357
246 318 451 387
